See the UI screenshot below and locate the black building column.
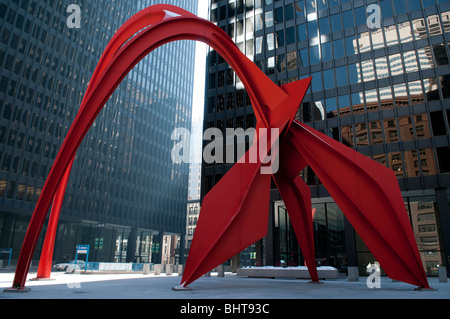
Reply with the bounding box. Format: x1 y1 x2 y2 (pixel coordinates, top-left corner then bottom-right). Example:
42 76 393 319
265 201 275 266
436 188 450 277
0 214 13 249
344 216 358 268
152 232 163 264
126 227 137 263
179 234 185 265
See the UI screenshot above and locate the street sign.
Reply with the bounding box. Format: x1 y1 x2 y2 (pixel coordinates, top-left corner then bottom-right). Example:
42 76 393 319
75 245 89 271
76 245 89 254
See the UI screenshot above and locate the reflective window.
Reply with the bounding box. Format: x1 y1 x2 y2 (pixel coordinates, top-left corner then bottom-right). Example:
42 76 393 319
417 46 434 70
393 0 407 15
342 10 354 29
276 30 284 48
389 53 404 76
442 11 450 33
323 69 335 90
408 80 424 105
345 35 357 55
330 13 342 30
384 119 399 143
255 36 263 54
265 10 274 28
380 0 394 18
267 32 274 51
299 48 308 66
430 111 447 136
335 66 347 87
437 147 450 173
423 77 440 101
412 18 427 40
398 21 414 44
355 123 369 147
311 71 322 92
246 17 254 35
348 63 360 84
384 25 399 47
371 29 385 50
422 0 436 8
297 23 306 42
286 27 295 45
375 56 389 79
341 124 354 147
285 4 294 21
407 196 445 276
358 32 372 53
338 95 351 112
354 6 366 27
319 16 330 35
266 56 275 74
295 1 305 19
351 92 363 109
403 50 419 73
309 44 320 65
321 41 332 62
306 0 316 15
286 51 297 71
433 44 449 66
325 97 337 114
277 54 286 72
361 59 376 82
333 38 345 59
408 0 422 11
308 20 318 39
255 14 263 31
275 7 283 24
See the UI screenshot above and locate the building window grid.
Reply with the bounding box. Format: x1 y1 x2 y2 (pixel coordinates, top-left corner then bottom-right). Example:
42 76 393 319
209 1 448 119
0 0 194 233
205 0 450 190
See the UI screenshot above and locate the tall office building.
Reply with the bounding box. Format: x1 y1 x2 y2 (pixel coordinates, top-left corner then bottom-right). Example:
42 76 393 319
203 0 450 275
0 0 197 266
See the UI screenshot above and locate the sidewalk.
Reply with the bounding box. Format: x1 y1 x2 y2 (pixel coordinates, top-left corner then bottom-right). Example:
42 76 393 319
0 271 449 299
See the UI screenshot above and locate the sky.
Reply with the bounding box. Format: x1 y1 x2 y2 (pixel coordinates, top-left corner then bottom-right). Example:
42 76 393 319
188 0 210 164
192 0 209 122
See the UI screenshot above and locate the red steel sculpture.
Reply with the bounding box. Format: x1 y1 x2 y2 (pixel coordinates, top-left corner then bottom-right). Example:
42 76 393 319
8 4 430 291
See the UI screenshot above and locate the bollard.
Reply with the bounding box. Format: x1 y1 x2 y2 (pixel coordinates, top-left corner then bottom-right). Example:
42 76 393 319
347 266 359 282
143 264 151 275
178 264 184 276
217 265 225 277
154 264 161 275
439 266 448 283
166 264 173 276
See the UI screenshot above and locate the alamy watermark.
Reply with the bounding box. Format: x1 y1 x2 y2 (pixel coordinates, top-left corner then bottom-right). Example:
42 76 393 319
67 4 81 29
171 127 280 175
366 263 381 289
367 4 382 29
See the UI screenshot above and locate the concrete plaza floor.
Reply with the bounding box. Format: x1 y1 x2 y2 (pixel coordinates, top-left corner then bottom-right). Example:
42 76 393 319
0 271 449 300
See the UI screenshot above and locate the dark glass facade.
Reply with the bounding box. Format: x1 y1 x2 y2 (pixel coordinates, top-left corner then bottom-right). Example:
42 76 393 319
0 0 197 266
203 0 450 276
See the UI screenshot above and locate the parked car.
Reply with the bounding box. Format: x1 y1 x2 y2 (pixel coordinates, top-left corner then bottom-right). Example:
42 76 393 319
53 260 86 272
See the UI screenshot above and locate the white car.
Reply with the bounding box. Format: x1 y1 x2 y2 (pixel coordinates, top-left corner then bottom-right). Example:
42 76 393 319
53 260 86 272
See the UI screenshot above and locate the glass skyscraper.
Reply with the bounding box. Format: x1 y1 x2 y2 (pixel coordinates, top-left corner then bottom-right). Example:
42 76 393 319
0 0 197 266
203 0 450 276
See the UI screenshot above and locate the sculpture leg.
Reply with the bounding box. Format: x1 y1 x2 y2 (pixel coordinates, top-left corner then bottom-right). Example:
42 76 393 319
274 137 319 282
181 159 271 287
288 120 430 289
35 159 74 279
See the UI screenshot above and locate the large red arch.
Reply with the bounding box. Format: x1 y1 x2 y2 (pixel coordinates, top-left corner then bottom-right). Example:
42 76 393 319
9 4 430 291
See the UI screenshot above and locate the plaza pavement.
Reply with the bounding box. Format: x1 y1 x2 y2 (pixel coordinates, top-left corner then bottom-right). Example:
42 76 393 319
0 270 448 300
